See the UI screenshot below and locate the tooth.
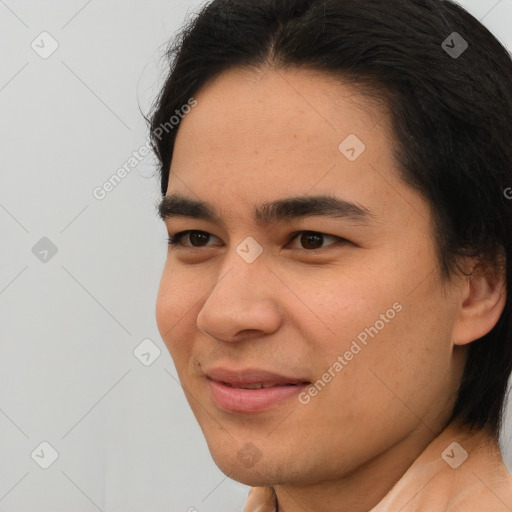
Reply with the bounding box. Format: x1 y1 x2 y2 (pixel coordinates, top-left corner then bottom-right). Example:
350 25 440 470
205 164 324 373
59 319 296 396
241 383 264 389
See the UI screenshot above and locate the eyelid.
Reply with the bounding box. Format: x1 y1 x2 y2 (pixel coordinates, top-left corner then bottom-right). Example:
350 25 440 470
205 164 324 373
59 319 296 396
168 230 221 247
167 229 347 250
285 230 344 250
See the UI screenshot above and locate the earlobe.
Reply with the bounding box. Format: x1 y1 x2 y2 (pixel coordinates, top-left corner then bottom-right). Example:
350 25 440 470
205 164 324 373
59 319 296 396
452 261 507 346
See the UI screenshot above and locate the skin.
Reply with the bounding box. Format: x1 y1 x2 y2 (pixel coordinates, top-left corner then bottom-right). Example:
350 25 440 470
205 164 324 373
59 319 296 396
155 66 506 512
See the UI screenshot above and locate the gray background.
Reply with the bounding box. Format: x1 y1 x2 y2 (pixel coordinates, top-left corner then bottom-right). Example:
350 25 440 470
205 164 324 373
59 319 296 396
1 1 511 511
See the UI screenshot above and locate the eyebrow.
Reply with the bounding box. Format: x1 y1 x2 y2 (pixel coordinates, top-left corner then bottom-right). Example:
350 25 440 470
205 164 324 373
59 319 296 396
158 193 375 227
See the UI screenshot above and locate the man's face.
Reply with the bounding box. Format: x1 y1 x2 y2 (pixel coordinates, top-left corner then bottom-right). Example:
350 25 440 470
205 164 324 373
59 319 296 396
155 67 467 486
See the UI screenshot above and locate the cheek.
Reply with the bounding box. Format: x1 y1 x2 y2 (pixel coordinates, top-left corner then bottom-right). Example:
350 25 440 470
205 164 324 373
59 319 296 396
318 282 455 424
297 268 398 347
302 255 447 380
155 263 201 358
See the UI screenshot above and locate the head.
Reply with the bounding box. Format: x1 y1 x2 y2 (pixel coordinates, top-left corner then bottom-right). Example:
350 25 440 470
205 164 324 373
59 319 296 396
150 0 512 488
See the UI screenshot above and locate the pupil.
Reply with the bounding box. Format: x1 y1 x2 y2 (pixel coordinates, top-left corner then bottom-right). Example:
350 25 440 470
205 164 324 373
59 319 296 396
191 232 208 246
302 232 322 249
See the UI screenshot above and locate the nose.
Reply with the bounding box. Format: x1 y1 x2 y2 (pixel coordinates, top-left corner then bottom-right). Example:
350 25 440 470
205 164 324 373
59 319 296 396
196 253 282 342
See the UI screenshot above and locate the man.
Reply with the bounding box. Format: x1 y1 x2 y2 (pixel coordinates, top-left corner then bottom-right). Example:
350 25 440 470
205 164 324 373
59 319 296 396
149 0 512 510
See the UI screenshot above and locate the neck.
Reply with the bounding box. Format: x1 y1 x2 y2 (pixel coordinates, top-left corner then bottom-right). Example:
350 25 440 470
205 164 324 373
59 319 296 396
272 418 497 512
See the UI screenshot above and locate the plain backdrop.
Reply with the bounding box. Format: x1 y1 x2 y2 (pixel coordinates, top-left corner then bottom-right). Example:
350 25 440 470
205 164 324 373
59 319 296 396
1 1 512 511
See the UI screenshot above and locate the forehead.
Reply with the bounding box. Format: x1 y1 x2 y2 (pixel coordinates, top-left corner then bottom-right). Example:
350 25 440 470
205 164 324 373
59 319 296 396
167 66 427 230
174 66 388 153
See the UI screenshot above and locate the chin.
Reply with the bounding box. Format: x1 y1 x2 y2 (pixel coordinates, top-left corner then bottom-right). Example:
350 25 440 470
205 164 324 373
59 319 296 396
206 444 278 486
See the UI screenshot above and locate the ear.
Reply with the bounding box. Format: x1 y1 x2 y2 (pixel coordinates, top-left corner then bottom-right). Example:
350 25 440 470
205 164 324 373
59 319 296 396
452 256 507 346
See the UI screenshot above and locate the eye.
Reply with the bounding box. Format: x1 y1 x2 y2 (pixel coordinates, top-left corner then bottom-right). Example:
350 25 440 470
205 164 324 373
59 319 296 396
167 230 219 248
286 231 346 251
167 230 347 251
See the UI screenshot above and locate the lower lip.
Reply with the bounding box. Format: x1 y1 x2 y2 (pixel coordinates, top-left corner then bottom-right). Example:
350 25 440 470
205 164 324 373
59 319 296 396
207 379 309 414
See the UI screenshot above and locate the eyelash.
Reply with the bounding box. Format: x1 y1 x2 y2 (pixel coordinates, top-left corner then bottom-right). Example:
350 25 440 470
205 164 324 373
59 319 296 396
167 230 347 251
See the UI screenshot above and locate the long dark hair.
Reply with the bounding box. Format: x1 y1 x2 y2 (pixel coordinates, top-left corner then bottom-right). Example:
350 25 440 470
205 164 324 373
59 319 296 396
148 0 512 440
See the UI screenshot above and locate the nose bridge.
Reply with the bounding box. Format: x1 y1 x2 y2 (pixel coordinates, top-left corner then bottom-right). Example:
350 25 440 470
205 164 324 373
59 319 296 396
196 244 281 341
211 233 269 300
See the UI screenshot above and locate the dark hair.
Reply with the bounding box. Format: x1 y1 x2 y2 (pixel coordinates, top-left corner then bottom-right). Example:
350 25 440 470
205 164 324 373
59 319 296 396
148 0 512 440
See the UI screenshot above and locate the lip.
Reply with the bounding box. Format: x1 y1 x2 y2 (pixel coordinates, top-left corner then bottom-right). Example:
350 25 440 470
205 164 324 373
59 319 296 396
205 367 310 414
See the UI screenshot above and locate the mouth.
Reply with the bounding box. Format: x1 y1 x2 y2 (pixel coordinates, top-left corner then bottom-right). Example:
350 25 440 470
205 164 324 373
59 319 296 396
219 381 304 389
204 367 311 414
